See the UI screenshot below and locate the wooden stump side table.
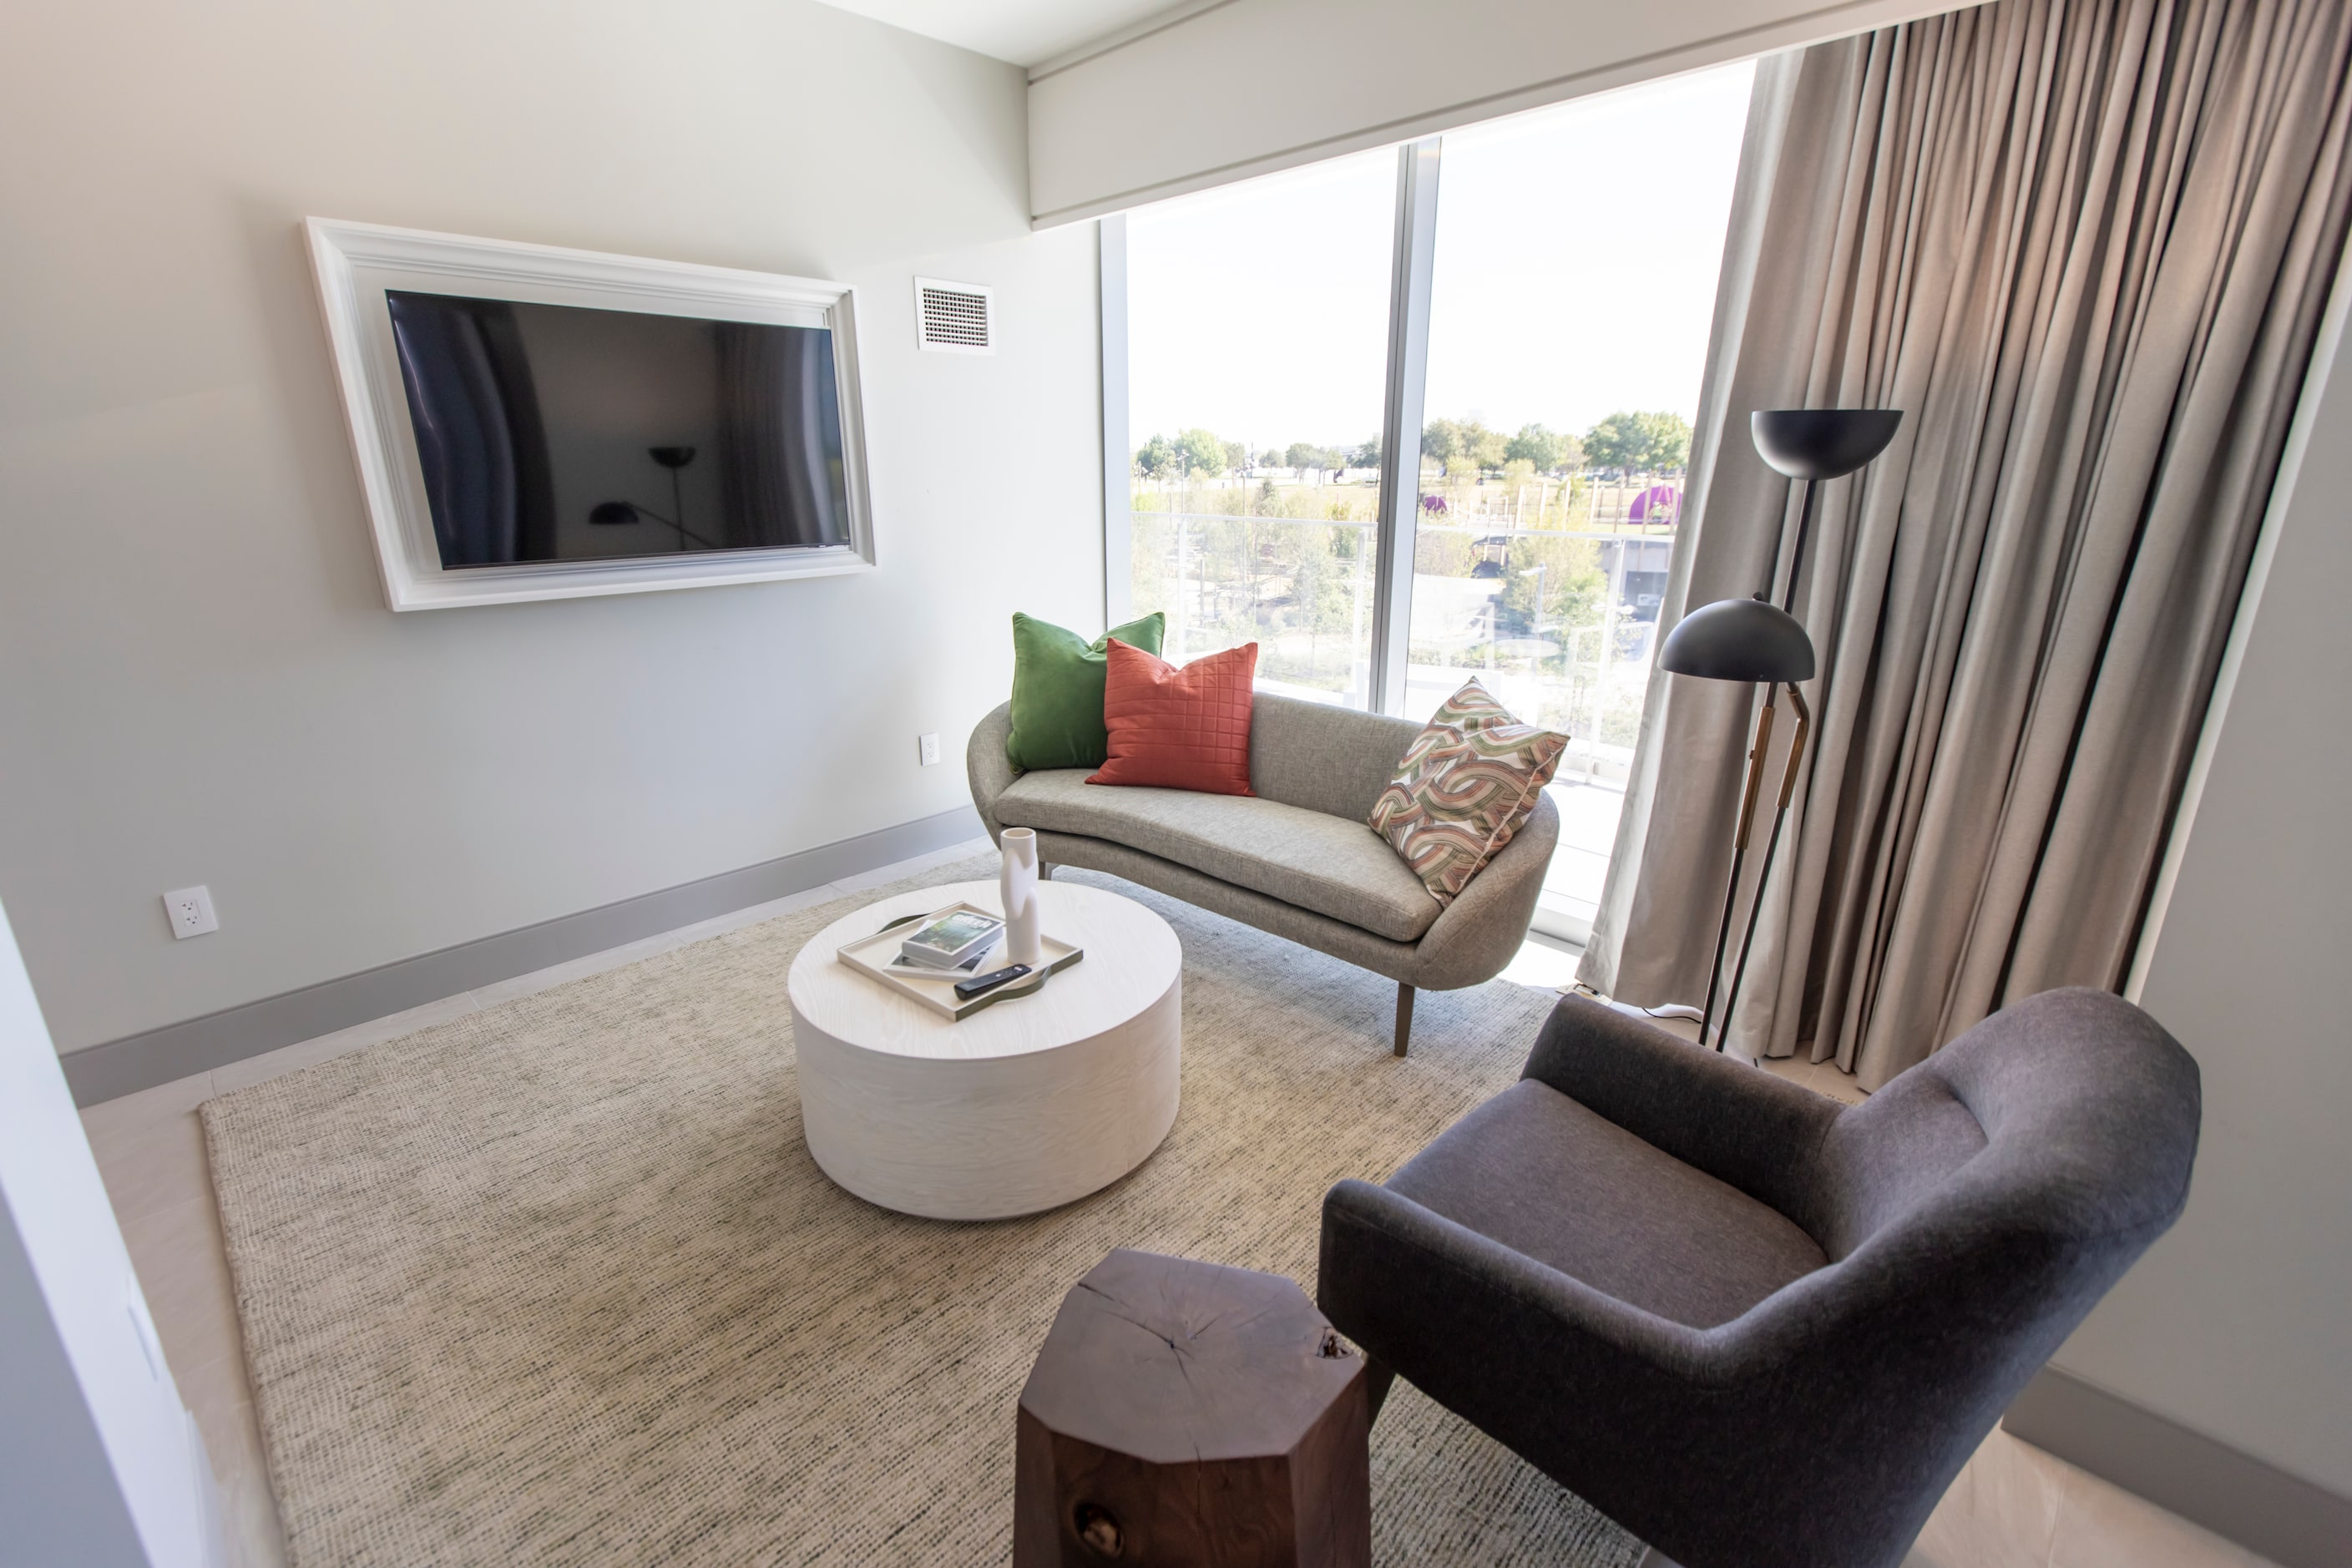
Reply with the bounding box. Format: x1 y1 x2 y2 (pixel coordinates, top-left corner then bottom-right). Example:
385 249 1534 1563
1014 1249 1372 1568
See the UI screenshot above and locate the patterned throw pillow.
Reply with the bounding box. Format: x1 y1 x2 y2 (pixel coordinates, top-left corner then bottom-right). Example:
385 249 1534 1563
1368 681 1566 906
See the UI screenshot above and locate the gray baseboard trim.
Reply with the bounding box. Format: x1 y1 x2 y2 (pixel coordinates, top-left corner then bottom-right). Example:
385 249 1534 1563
63 805 985 1108
2004 1366 2352 1568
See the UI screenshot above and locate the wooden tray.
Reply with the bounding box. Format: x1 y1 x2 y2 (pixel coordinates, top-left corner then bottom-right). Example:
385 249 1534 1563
835 901 1084 1021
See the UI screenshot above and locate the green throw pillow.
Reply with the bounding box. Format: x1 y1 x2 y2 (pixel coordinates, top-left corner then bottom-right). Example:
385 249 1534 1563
1005 610 1166 772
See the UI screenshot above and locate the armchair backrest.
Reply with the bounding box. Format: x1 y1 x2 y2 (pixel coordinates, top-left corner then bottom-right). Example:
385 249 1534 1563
1798 988 2201 1265
1717 990 2198 1568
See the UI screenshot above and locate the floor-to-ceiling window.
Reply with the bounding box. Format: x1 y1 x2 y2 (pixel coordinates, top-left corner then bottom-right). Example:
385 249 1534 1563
1404 65 1755 942
1123 149 1397 708
1118 63 1755 940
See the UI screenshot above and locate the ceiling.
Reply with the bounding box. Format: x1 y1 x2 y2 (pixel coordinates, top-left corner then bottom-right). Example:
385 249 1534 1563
814 0 1186 68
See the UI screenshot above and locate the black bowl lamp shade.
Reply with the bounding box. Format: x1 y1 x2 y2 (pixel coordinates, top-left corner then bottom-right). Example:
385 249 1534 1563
1660 595 1817 685
1750 409 1903 480
1749 407 1903 616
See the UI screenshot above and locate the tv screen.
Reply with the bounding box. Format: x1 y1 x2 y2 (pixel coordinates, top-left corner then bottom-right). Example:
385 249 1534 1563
383 291 851 570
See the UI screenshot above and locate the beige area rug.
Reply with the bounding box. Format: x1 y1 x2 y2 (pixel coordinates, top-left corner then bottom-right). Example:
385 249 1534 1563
203 857 1643 1568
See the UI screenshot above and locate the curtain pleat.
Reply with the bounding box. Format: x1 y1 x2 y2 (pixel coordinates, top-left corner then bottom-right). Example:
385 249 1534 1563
1579 0 2352 1088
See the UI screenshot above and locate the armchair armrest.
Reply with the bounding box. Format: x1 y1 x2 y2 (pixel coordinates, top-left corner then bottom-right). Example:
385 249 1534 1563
1523 994 1838 1222
1410 792 1560 990
1320 1173 1937 1567
1320 1177 1715 1382
966 702 1018 842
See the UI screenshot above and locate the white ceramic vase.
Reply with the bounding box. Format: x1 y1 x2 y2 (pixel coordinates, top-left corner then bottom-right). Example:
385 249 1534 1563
999 828 1044 968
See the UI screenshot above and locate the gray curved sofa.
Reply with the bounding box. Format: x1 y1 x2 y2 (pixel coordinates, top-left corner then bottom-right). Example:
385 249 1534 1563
967 692 1559 1055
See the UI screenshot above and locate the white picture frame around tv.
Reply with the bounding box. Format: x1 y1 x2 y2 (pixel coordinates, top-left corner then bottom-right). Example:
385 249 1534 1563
305 217 876 611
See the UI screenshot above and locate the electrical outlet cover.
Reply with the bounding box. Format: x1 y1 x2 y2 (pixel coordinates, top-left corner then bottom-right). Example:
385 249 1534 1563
164 885 219 938
919 732 941 766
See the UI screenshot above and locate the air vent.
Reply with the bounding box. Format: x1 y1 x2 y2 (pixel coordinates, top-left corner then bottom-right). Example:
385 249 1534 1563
915 277 994 354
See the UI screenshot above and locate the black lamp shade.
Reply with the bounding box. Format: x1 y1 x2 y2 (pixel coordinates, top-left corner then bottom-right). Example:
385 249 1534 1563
1751 409 1903 480
1661 596 1817 684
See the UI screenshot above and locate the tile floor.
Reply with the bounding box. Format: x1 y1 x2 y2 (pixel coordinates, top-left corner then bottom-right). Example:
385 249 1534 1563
80 838 2269 1568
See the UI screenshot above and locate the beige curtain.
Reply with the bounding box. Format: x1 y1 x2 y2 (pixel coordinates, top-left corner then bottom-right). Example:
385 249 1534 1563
1579 0 2352 1088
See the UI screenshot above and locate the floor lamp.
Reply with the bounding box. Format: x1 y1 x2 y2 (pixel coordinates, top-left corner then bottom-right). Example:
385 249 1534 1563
1659 408 1902 1052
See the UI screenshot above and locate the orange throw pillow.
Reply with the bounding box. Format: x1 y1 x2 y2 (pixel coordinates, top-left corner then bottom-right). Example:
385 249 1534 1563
1086 639 1257 795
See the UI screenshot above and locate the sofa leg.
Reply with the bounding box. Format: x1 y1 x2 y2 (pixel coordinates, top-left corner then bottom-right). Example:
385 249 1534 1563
1393 984 1414 1058
1363 1356 1397 1424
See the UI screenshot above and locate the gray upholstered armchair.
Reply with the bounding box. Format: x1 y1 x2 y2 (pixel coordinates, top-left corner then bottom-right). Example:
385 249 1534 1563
1318 988 2202 1568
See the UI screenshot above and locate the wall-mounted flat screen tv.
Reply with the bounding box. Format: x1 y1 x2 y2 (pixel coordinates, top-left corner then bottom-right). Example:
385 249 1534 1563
307 217 873 610
385 291 851 570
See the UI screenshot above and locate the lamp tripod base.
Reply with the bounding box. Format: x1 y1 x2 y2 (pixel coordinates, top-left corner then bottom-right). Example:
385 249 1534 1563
1697 680 1811 1054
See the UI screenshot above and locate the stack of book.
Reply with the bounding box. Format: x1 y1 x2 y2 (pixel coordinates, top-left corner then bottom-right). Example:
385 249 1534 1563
893 908 1005 973
834 902 1084 1021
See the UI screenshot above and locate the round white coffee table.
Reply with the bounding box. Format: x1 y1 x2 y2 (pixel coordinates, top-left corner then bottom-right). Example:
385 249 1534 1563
788 878 1182 1220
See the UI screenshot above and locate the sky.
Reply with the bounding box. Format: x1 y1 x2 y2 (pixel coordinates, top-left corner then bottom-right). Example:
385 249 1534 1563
1125 60 1757 456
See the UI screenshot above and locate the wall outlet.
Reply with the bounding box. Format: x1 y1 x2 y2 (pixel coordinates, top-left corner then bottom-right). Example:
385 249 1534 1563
918 732 942 766
163 885 219 939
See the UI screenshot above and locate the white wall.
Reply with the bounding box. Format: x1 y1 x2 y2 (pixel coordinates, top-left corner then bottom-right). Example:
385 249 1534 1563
0 893 214 1567
1025 0 1950 225
2052 277 2352 1497
0 0 1106 1052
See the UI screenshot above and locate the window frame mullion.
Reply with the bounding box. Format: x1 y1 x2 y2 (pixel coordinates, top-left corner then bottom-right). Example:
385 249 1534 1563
1369 137 1443 717
1099 213 1133 630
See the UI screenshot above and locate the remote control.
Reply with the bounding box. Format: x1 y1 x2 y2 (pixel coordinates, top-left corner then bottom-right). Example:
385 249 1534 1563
953 964 1032 1000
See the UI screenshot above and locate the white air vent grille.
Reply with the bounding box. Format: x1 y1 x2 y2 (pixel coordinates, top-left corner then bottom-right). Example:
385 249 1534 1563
916 277 994 354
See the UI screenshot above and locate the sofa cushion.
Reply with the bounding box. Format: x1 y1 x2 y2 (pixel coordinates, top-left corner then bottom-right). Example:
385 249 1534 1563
996 769 1442 943
1387 1079 1827 1328
1247 694 1424 820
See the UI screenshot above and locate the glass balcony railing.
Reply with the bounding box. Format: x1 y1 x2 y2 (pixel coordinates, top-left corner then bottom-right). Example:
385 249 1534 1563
1404 474 1675 944
1130 496 1383 710
1130 470 1682 944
